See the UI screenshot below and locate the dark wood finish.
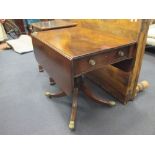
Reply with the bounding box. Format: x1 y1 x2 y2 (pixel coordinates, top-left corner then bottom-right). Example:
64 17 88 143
32 27 135 59
38 64 44 72
31 20 77 32
45 91 66 98
69 87 79 130
32 19 78 85
128 20 150 100
32 35 73 95
49 77 56 85
32 20 148 129
81 84 116 106
82 19 150 103
87 66 131 103
32 26 135 95
112 59 134 72
74 45 134 77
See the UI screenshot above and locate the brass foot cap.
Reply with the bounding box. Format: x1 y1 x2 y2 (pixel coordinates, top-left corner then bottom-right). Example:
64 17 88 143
39 69 44 72
109 101 116 106
45 92 52 98
69 121 75 130
50 82 56 85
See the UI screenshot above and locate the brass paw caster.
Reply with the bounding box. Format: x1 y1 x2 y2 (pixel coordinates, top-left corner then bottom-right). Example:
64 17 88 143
69 121 75 130
45 92 52 98
109 101 116 106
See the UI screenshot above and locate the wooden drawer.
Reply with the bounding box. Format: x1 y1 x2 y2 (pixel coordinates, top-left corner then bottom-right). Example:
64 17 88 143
73 46 134 77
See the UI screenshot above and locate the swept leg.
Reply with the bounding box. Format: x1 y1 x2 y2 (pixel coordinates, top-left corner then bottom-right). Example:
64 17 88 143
81 84 116 106
49 77 56 85
45 91 66 98
38 65 44 72
69 87 79 130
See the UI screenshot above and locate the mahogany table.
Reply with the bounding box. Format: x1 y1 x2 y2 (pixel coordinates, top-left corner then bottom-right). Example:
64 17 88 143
31 19 77 79
31 19 77 31
31 26 136 130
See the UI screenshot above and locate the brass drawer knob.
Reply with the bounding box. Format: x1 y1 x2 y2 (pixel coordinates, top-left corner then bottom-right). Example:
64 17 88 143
118 51 125 57
89 59 96 66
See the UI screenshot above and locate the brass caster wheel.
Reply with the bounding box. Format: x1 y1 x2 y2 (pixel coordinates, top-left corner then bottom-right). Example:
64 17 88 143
69 121 75 130
109 101 116 106
45 92 52 98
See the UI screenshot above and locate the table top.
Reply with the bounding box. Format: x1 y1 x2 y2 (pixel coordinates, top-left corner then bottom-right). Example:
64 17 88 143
32 26 136 60
31 20 77 31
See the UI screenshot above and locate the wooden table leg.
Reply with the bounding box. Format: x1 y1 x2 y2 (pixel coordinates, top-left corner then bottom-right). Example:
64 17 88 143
49 77 56 85
69 87 79 130
45 91 66 98
44 76 115 130
81 84 116 106
38 65 44 72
